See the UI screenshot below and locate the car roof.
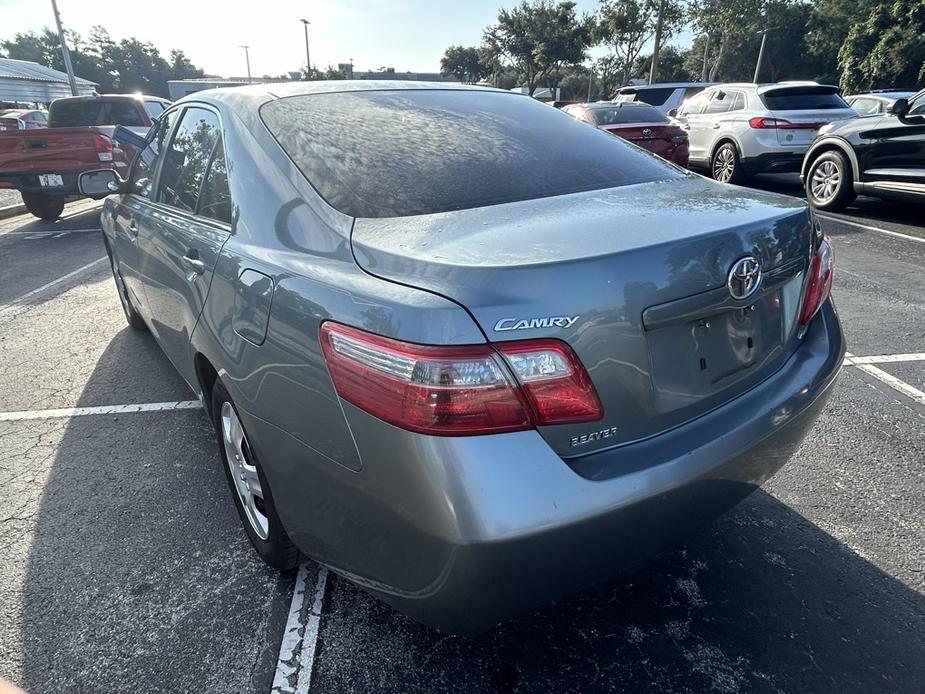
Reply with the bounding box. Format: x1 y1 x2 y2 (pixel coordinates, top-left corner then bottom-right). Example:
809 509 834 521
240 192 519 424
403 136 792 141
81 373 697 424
617 82 715 93
846 91 915 100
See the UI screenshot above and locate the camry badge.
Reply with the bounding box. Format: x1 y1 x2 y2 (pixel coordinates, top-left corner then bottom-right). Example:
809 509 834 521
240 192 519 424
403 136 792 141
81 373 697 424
494 315 580 331
727 256 762 300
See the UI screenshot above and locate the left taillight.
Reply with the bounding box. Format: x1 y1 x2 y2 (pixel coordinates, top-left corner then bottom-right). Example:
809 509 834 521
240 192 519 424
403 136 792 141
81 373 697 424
799 235 834 325
319 322 603 436
93 133 114 162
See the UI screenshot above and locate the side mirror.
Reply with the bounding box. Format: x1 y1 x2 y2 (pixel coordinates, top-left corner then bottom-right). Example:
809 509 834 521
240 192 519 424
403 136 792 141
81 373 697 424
667 108 678 118
112 124 150 149
78 169 124 199
888 98 909 117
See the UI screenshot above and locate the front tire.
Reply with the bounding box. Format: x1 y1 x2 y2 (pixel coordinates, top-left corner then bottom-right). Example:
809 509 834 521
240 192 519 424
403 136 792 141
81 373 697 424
211 380 299 571
806 150 856 211
22 192 65 220
711 143 745 184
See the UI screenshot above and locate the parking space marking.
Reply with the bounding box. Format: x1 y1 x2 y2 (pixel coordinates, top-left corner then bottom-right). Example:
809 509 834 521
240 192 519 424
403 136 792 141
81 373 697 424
0 256 107 314
271 564 329 694
0 400 201 422
844 352 925 406
818 214 925 244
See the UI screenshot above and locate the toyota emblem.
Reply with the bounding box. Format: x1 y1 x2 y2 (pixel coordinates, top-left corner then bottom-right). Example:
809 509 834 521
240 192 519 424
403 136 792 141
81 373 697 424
727 256 762 300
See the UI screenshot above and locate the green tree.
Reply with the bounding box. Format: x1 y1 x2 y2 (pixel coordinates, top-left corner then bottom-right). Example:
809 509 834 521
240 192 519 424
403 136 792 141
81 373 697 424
631 45 691 82
806 0 876 85
596 0 687 87
689 0 762 81
482 0 594 96
838 0 925 92
440 45 490 83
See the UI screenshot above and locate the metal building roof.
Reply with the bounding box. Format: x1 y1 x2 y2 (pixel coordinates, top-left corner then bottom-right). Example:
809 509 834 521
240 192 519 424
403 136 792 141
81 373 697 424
0 58 97 86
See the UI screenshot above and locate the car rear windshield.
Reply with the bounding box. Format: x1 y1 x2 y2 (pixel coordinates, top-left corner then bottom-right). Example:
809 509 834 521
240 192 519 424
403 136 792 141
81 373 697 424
760 88 849 111
616 88 675 107
48 99 145 127
261 89 680 218
589 105 668 125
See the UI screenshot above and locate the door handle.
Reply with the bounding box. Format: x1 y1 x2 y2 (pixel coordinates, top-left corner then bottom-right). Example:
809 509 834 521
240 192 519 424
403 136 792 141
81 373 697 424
181 250 206 276
712 123 721 129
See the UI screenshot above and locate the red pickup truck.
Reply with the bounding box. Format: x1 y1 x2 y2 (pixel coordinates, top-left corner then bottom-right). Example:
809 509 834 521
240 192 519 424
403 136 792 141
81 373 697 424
0 93 170 219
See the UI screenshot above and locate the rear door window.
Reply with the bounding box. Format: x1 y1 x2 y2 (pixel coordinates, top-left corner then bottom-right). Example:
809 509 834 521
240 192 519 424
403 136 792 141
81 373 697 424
261 89 681 218
196 135 232 225
628 88 676 107
760 88 849 111
156 107 222 213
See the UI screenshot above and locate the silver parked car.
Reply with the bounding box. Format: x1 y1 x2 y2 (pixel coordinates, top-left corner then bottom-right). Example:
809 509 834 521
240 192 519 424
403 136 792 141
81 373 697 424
80 82 844 634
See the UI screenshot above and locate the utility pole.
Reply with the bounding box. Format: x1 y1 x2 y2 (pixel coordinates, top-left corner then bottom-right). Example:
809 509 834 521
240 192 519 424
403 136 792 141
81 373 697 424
753 28 769 83
49 0 78 96
587 64 593 102
300 19 311 74
239 45 252 83
648 0 666 85
701 34 711 82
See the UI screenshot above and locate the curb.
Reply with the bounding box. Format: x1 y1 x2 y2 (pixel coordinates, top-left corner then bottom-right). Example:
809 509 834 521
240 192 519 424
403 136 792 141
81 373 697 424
0 203 27 220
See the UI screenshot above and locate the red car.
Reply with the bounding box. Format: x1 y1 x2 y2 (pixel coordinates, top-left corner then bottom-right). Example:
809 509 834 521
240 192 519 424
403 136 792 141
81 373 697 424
0 109 48 131
562 102 689 167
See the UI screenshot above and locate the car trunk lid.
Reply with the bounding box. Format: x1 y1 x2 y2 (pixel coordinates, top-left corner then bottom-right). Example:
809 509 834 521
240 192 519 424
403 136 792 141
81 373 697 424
599 122 686 159
350 175 813 459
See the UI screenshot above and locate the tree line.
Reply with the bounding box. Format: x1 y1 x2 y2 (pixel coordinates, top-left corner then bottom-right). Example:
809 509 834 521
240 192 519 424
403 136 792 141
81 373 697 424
441 0 925 101
0 26 205 98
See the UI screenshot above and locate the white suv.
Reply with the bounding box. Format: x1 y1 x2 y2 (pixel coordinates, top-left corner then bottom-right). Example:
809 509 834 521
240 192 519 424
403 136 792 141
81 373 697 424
673 82 857 183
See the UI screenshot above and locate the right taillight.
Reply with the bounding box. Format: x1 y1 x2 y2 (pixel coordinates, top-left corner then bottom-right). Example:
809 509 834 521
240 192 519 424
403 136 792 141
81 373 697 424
799 235 834 325
319 322 602 436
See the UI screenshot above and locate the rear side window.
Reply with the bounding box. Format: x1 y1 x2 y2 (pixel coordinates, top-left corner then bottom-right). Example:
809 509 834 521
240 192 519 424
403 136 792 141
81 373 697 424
49 99 145 126
157 107 222 213
760 88 849 111
589 105 668 125
261 90 680 218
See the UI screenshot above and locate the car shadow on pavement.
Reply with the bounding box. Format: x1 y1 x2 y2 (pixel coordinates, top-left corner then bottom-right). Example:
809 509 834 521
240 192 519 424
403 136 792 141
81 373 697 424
312 489 925 694
13 328 293 694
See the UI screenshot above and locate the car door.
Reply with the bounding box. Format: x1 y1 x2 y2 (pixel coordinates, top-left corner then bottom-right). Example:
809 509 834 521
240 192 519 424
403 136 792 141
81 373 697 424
108 108 180 318
677 90 714 163
860 91 925 185
136 105 233 388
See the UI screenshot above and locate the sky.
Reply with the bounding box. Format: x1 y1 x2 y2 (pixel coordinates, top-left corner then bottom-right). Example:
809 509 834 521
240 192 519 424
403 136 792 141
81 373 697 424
0 0 692 78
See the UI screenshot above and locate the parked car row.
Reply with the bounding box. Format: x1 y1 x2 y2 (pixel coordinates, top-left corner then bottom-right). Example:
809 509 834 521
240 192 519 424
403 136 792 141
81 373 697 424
0 93 169 218
0 108 48 131
571 80 925 212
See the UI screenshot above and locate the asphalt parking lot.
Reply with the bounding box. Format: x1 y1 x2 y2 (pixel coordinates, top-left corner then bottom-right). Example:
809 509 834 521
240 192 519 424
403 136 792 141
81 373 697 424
0 181 922 694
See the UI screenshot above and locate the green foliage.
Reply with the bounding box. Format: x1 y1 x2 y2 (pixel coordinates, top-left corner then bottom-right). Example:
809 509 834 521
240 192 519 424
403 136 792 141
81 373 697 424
631 45 692 82
838 0 925 92
597 0 687 85
440 45 491 83
482 0 594 95
0 26 204 98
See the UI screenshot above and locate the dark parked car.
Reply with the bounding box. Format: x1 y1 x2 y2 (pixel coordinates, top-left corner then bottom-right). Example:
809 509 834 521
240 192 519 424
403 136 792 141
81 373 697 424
562 102 689 166
802 88 925 210
844 91 916 117
80 82 844 634
0 108 48 131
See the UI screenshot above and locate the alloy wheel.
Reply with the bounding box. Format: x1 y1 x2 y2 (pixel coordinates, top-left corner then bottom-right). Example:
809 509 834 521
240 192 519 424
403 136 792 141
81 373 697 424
713 147 736 182
221 402 270 540
810 160 840 203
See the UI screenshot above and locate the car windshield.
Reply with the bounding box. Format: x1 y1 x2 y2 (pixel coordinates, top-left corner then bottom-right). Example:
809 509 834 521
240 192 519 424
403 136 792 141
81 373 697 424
760 88 849 111
589 105 668 125
49 100 145 127
261 89 681 218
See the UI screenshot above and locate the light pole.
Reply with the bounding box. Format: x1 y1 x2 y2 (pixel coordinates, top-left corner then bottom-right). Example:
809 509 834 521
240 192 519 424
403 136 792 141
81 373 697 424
300 19 311 74
648 0 666 85
238 45 252 83
753 28 769 83
49 0 78 96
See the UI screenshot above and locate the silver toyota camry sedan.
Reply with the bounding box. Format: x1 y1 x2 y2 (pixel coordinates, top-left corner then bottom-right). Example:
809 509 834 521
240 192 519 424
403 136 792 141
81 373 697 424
80 81 844 633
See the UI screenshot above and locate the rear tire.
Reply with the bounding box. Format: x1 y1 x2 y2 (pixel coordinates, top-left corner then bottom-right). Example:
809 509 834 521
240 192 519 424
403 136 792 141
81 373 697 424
211 379 299 571
710 143 745 184
22 192 65 220
805 150 856 211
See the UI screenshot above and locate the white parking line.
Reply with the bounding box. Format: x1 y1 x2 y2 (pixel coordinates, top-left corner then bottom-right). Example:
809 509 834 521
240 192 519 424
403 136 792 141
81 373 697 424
844 352 925 405
818 214 925 244
0 256 107 314
272 564 329 694
0 400 201 422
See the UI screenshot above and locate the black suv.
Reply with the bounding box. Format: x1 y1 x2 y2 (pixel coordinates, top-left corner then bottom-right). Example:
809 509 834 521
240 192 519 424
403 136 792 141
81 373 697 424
802 89 925 210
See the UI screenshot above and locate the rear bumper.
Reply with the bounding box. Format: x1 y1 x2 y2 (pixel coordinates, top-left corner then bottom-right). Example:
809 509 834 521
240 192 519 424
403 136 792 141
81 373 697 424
0 172 80 195
741 151 805 174
244 300 844 634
